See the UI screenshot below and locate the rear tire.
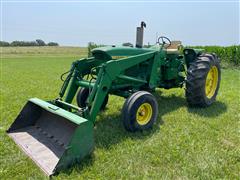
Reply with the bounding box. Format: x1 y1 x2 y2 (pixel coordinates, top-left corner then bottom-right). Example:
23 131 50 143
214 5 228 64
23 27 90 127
186 53 221 107
122 91 158 132
76 88 108 110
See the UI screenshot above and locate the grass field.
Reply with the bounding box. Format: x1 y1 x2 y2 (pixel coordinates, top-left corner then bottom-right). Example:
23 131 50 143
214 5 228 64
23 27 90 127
0 47 239 179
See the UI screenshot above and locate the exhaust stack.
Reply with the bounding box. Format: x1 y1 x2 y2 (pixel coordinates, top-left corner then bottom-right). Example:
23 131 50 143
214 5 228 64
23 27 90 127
136 21 146 48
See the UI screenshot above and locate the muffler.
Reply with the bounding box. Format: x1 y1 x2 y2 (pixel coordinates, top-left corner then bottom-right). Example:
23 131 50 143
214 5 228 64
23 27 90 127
7 98 94 176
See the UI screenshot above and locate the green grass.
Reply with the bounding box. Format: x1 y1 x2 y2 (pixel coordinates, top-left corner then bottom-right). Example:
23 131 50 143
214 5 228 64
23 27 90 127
1 46 88 58
0 47 239 179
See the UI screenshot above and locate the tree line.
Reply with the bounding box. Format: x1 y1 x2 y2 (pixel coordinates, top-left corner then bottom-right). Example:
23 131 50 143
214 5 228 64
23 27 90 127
0 39 59 47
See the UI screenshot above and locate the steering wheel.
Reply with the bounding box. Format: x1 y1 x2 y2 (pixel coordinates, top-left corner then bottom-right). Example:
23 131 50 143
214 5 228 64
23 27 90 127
157 36 171 48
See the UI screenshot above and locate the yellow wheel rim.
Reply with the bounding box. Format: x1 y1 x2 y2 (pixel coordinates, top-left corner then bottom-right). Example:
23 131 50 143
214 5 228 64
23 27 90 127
136 103 153 125
205 66 218 99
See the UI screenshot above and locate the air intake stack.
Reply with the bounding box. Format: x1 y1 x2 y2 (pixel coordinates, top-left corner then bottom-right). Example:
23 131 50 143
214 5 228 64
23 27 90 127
136 21 146 48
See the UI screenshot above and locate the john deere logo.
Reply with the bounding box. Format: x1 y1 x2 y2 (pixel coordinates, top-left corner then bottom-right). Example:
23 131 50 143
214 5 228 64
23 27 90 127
112 56 128 59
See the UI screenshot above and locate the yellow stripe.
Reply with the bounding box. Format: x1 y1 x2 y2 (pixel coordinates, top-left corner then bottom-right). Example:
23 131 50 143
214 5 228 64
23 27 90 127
111 56 128 59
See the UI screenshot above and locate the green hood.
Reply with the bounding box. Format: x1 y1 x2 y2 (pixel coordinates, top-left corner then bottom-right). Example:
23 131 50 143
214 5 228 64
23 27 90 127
92 45 156 60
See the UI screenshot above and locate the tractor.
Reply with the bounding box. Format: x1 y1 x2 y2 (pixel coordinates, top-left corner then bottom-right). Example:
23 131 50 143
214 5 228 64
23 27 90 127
7 22 221 176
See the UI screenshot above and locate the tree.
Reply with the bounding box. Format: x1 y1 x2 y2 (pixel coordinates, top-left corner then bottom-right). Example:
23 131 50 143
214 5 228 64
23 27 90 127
122 42 133 47
10 41 38 46
0 41 10 47
47 42 59 46
36 39 46 46
0 40 59 47
88 42 98 57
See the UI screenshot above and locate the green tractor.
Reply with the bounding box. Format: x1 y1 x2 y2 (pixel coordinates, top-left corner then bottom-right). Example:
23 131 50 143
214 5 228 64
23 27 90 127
7 22 221 176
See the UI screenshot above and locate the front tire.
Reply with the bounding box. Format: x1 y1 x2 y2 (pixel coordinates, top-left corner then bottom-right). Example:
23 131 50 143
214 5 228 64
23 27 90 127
186 53 221 107
122 91 158 132
76 87 108 110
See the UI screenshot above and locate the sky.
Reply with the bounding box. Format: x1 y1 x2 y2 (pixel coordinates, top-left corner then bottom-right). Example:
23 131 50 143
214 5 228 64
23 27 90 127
1 1 239 46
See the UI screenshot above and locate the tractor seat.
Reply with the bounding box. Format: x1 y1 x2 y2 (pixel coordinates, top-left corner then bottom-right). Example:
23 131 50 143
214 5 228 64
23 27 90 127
166 41 182 54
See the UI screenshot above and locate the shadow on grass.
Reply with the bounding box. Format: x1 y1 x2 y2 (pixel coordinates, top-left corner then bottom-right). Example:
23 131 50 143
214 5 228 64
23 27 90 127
154 92 227 118
56 154 95 177
94 113 160 149
187 101 227 117
58 93 227 176
94 93 227 149
154 93 186 118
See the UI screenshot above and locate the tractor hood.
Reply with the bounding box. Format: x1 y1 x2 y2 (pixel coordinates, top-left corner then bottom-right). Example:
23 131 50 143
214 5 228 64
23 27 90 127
92 46 155 60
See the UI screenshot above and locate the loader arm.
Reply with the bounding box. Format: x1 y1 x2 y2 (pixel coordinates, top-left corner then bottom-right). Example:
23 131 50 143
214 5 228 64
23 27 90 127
59 57 106 102
87 51 158 122
58 51 158 123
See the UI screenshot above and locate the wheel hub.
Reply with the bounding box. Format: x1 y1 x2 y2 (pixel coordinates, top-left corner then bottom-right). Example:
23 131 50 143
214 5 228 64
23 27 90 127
136 103 152 125
205 66 218 99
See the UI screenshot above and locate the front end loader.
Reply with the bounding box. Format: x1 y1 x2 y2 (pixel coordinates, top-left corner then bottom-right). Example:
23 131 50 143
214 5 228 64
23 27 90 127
7 22 221 176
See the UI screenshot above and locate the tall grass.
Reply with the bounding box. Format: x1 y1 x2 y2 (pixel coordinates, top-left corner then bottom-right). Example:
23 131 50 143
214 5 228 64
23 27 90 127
87 42 104 57
189 45 240 66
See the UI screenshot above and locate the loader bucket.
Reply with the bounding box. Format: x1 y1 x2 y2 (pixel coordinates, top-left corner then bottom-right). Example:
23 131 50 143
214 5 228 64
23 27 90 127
7 98 94 176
